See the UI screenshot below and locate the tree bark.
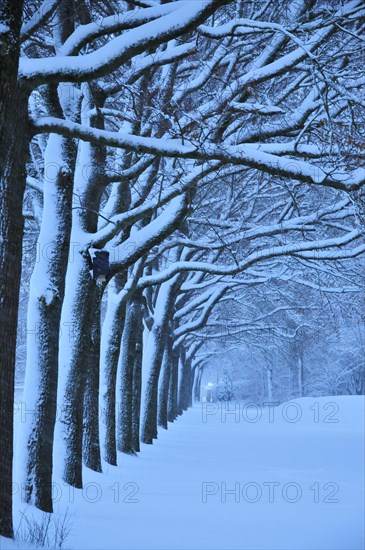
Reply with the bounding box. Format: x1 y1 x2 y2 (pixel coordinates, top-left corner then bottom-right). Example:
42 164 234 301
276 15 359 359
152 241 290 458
193 366 203 403
55 85 106 487
297 347 304 397
20 2 80 510
118 298 137 454
99 154 132 464
131 293 143 453
267 365 273 402
140 324 166 444
184 354 193 410
167 346 180 422
178 347 191 415
100 274 127 465
141 279 178 444
191 366 196 402
158 333 173 429
83 284 102 473
56 254 95 488
0 0 26 538
20 131 76 512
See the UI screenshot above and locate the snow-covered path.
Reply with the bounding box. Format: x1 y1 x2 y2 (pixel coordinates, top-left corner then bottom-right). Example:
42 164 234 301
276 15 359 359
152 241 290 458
3 396 364 550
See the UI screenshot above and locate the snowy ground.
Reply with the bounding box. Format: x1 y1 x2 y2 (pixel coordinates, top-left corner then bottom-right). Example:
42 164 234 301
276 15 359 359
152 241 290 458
1 396 364 550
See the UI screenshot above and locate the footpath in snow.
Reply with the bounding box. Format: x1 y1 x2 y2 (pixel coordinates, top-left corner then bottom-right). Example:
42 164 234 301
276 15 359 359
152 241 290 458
1 396 364 550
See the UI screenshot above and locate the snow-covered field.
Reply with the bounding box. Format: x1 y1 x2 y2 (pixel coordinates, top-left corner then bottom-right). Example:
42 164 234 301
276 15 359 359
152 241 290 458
2 396 364 550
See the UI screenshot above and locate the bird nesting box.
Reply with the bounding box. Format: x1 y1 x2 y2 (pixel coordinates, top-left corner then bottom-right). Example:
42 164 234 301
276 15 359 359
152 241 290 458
90 249 110 284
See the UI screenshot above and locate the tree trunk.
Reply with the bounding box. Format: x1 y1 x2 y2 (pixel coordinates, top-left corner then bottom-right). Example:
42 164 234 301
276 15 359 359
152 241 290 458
184 355 193 410
100 274 126 465
20 126 76 512
187 359 194 408
267 366 273 402
55 86 106 487
83 285 102 473
167 346 180 422
0 0 26 538
191 365 198 403
297 351 304 397
141 324 166 444
141 280 178 444
56 253 95 488
193 366 203 403
131 305 143 453
158 335 172 430
158 328 174 430
20 2 82 507
178 347 191 415
118 298 138 454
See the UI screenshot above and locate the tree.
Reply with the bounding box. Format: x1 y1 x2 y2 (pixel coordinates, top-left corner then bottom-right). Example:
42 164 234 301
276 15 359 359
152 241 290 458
0 0 26 538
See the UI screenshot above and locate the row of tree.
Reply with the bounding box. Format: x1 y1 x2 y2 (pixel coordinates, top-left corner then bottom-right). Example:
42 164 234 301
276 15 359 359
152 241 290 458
1 0 364 539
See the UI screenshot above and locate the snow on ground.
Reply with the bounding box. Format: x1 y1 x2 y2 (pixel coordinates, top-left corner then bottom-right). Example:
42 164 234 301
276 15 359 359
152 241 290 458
1 396 364 550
